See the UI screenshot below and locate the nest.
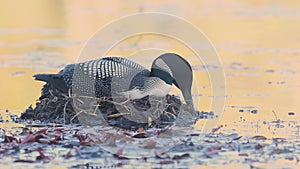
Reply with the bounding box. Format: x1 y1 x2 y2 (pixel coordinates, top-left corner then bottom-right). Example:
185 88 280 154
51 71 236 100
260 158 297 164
21 83 184 129
21 84 78 124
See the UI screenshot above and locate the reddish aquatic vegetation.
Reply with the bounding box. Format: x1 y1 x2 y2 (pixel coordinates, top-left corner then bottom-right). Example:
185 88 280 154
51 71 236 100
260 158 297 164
36 128 48 134
62 151 73 159
238 153 249 156
0 119 299 168
4 135 18 143
73 132 95 146
119 134 134 142
114 148 123 156
12 140 18 147
21 134 37 144
158 160 174 165
132 132 149 138
89 136 104 144
54 127 64 132
0 148 8 153
172 153 190 160
36 149 50 161
73 146 81 154
123 130 132 136
73 133 86 142
14 159 35 163
251 135 267 140
136 128 144 133
144 139 156 148
113 149 129 160
206 146 222 152
107 136 117 146
80 141 93 146
204 139 217 143
53 134 62 141
233 136 243 140
21 133 48 144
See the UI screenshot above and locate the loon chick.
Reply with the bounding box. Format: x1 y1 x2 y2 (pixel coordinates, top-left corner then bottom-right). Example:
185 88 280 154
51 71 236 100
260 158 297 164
34 53 194 110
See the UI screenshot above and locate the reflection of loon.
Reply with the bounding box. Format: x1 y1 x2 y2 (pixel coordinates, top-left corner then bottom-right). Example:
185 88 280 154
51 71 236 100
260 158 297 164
34 53 194 111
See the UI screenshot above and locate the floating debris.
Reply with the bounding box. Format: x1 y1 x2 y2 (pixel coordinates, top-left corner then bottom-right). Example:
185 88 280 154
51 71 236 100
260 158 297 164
267 81 285 85
251 110 258 114
288 112 295 116
238 109 258 114
0 119 299 168
10 71 26 76
251 135 267 140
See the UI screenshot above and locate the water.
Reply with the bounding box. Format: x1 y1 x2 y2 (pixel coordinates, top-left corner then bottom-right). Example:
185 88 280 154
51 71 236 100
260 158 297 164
0 0 300 168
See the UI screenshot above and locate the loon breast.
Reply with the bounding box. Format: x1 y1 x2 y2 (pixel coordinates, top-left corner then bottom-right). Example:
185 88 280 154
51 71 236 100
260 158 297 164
119 77 172 100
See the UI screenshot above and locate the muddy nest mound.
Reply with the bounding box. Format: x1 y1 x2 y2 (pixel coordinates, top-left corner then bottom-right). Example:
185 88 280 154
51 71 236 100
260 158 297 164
21 83 200 129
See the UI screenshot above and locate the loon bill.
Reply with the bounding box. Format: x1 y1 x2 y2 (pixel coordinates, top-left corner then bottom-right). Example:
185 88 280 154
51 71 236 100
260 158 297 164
34 53 195 112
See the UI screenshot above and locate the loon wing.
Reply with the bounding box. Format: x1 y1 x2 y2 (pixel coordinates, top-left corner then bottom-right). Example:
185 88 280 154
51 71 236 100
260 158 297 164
76 57 150 95
99 57 149 78
33 57 149 96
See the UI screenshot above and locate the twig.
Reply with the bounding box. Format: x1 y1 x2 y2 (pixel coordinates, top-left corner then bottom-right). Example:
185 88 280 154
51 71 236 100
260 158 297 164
272 110 278 121
107 113 131 118
70 110 84 124
63 99 70 125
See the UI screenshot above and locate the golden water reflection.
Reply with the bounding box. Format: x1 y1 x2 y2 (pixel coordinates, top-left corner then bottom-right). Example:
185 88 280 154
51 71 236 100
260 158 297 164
0 0 300 130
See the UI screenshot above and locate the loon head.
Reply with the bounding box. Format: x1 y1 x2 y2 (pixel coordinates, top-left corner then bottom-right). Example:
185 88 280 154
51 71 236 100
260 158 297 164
150 53 194 112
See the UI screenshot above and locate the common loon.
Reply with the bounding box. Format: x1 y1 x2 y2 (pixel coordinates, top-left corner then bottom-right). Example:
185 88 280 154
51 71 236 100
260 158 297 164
34 53 194 111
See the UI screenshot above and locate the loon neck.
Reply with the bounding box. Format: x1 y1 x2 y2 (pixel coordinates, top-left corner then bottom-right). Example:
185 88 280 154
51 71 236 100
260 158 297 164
150 68 172 85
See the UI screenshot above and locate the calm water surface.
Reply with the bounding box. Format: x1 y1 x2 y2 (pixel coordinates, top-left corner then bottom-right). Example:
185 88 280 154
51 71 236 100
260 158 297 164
0 0 300 168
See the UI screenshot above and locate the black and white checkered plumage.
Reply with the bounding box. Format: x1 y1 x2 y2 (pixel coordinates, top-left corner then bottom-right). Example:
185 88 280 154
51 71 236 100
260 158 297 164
34 53 194 111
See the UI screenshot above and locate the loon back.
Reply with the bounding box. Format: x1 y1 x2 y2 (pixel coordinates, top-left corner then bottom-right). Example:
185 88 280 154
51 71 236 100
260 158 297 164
34 57 150 98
